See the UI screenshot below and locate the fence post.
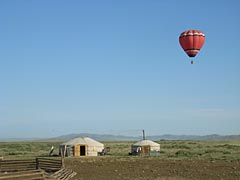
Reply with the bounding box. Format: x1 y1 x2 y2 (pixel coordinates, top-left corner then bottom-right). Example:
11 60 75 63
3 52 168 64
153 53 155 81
36 158 39 169
61 145 66 168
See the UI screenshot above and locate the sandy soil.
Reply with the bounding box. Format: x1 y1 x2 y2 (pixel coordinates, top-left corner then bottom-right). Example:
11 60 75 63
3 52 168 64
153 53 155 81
64 157 240 180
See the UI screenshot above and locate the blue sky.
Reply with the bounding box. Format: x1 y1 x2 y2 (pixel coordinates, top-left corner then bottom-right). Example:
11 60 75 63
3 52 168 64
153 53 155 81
0 0 240 138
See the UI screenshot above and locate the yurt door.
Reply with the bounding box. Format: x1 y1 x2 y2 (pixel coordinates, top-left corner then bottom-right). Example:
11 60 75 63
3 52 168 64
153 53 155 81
142 146 150 156
80 145 86 156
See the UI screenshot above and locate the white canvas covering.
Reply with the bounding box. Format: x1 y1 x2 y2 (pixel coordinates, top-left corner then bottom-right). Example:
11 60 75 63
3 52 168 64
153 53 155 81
131 140 160 156
60 137 104 157
132 140 160 150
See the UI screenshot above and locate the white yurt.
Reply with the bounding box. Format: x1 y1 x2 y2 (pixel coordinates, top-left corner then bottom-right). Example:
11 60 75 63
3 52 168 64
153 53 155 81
59 137 104 157
131 139 160 156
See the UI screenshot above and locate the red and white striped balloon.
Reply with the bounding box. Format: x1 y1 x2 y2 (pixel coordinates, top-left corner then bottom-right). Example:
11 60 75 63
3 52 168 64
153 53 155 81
179 30 205 58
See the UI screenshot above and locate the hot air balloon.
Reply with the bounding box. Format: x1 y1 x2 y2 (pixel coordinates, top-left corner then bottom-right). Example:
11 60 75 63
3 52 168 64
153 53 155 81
179 30 205 64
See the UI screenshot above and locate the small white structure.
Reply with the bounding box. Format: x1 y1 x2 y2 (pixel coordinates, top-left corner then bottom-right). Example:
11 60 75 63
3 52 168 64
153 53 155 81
59 137 104 157
131 140 160 156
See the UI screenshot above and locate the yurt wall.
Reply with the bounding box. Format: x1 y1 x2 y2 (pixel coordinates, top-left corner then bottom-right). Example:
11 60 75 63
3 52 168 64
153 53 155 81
59 137 104 157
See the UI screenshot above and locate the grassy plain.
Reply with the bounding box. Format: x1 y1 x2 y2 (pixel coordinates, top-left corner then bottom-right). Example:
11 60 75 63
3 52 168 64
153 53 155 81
0 139 240 161
104 140 240 161
1 140 240 180
0 141 61 159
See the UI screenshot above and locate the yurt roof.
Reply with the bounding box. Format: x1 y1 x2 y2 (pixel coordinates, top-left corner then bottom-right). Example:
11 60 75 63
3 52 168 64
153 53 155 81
132 140 160 147
61 137 104 146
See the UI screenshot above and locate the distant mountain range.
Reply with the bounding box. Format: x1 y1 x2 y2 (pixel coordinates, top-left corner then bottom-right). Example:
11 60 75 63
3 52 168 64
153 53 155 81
1 133 240 142
46 133 240 142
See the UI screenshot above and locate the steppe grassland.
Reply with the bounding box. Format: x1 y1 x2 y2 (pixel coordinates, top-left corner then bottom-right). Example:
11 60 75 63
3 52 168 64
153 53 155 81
1 140 240 160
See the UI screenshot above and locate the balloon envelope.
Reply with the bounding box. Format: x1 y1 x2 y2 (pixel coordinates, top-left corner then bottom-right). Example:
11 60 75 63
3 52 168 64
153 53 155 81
179 30 205 57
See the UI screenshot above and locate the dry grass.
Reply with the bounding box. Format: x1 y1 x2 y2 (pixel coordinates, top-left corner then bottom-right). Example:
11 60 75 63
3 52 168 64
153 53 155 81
0 139 240 161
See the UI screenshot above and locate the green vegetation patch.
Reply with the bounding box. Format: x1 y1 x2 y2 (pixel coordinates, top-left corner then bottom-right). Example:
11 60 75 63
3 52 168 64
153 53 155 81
0 139 240 161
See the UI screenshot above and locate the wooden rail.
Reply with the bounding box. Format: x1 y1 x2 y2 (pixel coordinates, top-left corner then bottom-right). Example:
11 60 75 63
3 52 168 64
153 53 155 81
37 158 62 172
0 158 62 173
46 168 77 180
0 159 36 172
0 158 75 180
0 169 45 180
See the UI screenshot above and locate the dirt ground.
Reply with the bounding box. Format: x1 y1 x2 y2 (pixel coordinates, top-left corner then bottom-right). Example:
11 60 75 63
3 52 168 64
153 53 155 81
65 157 240 180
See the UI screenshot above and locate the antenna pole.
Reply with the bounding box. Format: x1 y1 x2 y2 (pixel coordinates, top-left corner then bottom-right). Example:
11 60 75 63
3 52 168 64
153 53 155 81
142 130 145 140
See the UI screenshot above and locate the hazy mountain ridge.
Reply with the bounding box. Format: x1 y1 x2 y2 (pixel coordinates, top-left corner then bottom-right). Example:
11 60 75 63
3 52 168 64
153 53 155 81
46 133 240 142
1 133 240 142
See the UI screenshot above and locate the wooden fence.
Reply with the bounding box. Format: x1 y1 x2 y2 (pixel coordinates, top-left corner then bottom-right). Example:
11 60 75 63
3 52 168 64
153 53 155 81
37 158 62 172
0 169 45 180
0 158 76 180
46 168 77 180
0 158 62 173
0 159 36 172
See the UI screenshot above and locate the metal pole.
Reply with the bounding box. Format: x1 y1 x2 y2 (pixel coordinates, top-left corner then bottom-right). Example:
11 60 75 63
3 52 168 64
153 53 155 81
143 129 145 140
